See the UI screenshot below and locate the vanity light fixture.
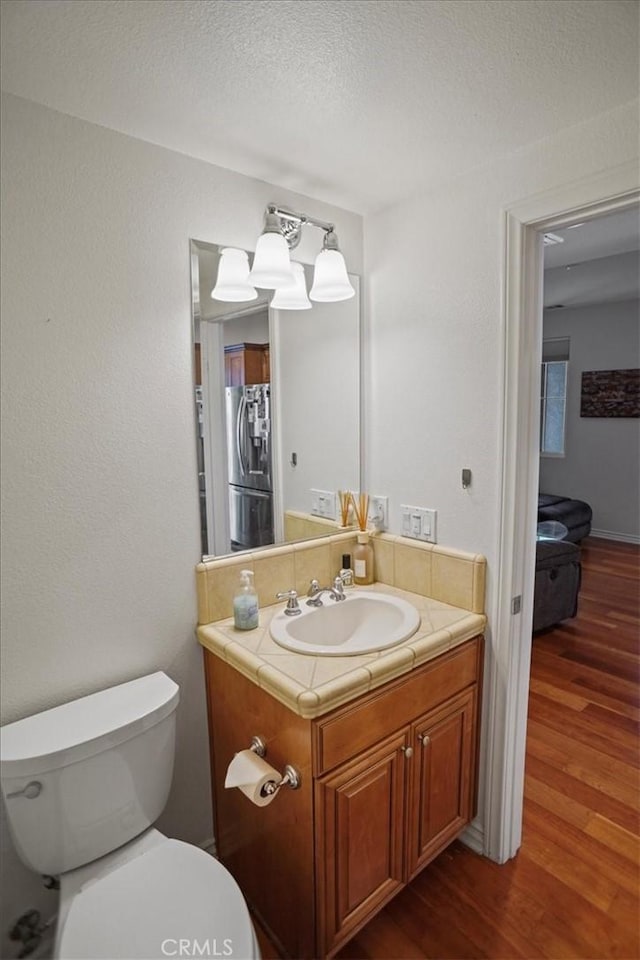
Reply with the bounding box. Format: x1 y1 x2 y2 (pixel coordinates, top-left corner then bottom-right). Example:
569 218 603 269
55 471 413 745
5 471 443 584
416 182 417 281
270 261 312 310
211 247 258 302
255 204 355 304
213 206 355 305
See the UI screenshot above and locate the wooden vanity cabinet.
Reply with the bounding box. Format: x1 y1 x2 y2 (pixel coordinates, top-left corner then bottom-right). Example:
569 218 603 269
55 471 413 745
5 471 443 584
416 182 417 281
313 643 481 955
203 634 483 959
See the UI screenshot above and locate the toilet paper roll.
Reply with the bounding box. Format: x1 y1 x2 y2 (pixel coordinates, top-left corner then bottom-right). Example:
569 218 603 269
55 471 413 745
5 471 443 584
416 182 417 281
224 749 280 807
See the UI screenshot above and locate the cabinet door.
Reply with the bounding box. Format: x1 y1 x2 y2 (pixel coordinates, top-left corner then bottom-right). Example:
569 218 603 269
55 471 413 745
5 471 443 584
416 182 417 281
315 730 408 955
224 344 270 386
407 688 477 879
243 344 266 384
225 349 245 386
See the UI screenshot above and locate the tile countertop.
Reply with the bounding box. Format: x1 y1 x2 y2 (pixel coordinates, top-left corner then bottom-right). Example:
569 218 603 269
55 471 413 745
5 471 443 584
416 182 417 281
197 582 486 719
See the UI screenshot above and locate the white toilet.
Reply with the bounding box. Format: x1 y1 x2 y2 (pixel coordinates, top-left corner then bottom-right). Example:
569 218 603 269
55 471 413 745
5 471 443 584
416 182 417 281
0 672 260 959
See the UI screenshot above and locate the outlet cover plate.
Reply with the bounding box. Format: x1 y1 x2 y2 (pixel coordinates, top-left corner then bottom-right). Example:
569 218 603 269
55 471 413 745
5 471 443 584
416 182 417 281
368 495 389 530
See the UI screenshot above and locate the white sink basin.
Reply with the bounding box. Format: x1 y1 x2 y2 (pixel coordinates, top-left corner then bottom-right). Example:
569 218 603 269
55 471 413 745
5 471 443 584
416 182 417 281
269 590 421 656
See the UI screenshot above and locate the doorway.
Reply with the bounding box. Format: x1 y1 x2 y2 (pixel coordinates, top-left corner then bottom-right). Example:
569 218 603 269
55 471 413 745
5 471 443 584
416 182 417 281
539 207 640 536
484 163 639 864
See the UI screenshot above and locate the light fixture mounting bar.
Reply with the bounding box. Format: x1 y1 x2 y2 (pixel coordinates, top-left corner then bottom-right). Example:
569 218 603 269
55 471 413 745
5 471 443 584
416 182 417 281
267 204 335 250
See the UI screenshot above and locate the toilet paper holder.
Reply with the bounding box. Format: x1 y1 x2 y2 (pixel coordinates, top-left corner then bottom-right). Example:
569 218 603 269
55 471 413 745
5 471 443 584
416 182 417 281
261 764 301 796
249 736 301 794
249 736 267 757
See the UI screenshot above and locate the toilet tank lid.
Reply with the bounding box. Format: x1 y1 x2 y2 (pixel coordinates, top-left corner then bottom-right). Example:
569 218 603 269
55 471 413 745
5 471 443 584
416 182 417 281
0 672 179 778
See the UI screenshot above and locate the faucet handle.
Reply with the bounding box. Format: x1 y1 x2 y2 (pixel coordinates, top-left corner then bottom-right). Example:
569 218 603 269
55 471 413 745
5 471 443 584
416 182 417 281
333 576 346 599
275 589 301 616
307 579 321 597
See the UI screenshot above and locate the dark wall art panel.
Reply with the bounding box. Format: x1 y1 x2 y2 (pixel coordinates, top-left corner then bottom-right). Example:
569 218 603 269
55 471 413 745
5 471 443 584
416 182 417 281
580 368 640 418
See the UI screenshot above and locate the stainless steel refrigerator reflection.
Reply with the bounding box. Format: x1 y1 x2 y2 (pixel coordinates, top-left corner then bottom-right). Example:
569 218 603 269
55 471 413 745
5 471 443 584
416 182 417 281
225 384 274 550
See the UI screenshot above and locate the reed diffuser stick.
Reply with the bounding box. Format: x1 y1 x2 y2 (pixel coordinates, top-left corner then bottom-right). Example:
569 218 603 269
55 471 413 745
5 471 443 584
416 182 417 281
338 490 352 527
353 493 369 532
360 493 369 531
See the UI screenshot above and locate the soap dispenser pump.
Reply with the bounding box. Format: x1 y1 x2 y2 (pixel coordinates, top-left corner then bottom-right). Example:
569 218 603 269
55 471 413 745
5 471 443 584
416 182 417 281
233 569 259 630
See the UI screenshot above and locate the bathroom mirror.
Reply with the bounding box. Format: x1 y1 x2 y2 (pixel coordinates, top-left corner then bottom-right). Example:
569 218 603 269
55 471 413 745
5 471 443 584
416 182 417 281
191 240 361 559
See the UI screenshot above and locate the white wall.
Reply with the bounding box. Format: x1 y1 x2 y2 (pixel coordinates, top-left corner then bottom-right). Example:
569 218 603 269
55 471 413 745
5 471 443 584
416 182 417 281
0 92 362 952
275 275 360 518
363 99 639 834
540 299 640 541
222 311 269 347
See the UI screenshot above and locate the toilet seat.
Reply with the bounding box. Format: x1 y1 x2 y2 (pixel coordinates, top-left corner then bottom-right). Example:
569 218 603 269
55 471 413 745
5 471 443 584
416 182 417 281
58 839 259 959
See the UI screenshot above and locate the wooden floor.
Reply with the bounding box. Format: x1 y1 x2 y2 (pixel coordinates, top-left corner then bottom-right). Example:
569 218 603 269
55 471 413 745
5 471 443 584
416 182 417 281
333 537 640 960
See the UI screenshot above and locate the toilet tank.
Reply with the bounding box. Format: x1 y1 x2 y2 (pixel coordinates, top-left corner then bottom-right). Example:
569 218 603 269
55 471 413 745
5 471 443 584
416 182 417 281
0 672 179 876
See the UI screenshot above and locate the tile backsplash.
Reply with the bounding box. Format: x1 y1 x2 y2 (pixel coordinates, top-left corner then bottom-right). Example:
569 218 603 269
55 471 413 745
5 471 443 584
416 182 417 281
196 532 485 624
196 532 358 624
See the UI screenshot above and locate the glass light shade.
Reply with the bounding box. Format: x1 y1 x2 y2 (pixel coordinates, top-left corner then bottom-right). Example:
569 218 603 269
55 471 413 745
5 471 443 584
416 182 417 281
309 249 355 302
211 248 257 302
248 232 295 289
270 262 311 310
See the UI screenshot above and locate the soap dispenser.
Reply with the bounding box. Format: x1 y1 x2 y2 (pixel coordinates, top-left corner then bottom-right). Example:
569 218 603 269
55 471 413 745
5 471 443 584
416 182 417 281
233 569 259 630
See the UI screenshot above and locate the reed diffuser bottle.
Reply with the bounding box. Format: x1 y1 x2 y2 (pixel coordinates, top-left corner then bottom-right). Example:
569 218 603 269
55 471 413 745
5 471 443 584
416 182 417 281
353 533 374 585
352 493 374 585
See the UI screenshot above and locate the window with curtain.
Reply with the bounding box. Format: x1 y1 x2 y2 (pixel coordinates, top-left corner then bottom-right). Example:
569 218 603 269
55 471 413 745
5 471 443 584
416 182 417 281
540 337 569 456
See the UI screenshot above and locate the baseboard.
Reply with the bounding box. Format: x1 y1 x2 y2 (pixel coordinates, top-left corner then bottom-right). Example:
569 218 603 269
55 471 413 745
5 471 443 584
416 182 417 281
199 836 217 857
590 528 640 545
460 817 486 857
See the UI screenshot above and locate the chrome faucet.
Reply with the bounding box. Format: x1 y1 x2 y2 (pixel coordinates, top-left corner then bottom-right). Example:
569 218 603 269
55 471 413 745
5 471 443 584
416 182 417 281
306 578 346 607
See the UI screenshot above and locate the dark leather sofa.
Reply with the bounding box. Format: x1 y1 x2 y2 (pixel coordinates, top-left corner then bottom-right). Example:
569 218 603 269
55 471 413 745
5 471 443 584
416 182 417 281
534 493 589 631
538 494 592 543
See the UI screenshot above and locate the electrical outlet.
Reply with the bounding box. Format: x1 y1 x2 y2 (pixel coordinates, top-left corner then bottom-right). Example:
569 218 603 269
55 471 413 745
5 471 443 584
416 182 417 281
368 495 388 530
311 489 337 520
400 504 437 543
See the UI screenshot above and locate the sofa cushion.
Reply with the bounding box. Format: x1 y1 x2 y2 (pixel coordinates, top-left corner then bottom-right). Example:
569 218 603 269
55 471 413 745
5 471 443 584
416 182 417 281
538 494 592 543
538 494 566 508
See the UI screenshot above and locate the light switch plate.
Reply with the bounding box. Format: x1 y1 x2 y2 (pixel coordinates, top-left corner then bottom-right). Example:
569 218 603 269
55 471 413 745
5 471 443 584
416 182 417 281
311 489 336 520
400 504 437 543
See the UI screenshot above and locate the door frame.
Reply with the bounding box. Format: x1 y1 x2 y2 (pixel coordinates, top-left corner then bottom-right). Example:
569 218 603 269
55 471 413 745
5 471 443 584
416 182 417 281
200 318 231 557
485 161 639 863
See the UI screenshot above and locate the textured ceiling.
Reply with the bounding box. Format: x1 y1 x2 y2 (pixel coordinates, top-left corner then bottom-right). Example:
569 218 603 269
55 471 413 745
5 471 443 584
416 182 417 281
1 0 638 214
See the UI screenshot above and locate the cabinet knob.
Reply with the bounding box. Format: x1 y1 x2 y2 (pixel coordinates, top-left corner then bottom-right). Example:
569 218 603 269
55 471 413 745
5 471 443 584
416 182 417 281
417 733 430 747
401 746 413 758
